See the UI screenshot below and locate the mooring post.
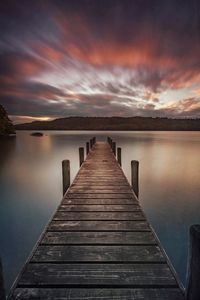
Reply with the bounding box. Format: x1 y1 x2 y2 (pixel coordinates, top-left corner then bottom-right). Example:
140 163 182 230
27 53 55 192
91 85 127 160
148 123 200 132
0 258 6 300
117 147 122 166
112 142 116 156
62 160 70 196
79 147 84 167
186 224 200 300
110 138 112 148
90 139 93 148
86 142 90 155
109 137 112 147
131 160 139 198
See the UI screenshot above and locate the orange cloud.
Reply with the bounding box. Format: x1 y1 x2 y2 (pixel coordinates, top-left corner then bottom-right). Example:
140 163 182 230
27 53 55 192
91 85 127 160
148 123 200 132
14 59 44 77
63 35 176 69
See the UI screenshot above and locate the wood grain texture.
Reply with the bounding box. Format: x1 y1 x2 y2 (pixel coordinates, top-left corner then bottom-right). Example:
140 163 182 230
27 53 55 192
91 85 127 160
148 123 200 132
32 245 165 262
65 193 135 199
58 204 141 211
62 198 138 205
41 231 157 245
48 220 151 231
18 263 177 286
10 288 184 300
53 211 145 221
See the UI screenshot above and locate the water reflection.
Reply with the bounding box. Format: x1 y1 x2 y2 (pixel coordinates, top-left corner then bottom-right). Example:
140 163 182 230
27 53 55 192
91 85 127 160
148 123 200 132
113 131 200 286
0 131 200 292
0 137 16 173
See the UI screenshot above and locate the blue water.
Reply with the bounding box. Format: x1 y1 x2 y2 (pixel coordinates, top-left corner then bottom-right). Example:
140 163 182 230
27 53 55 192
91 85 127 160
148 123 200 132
1 130 200 293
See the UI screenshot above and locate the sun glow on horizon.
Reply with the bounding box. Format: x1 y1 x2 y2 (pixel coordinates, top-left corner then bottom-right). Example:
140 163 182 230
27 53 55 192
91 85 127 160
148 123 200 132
10 115 55 124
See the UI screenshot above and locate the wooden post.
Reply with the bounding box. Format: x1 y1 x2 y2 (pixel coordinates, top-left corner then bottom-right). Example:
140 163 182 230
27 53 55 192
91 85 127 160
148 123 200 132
117 147 122 166
107 137 110 144
86 142 89 155
186 224 200 300
131 160 139 198
90 139 93 148
110 138 112 148
62 160 70 195
93 137 96 144
0 259 5 300
79 147 84 167
112 142 116 156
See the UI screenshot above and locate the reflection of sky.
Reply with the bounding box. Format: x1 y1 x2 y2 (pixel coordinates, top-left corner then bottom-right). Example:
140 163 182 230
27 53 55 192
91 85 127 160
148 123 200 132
1 1 200 123
1 132 96 293
1 131 200 292
115 131 200 286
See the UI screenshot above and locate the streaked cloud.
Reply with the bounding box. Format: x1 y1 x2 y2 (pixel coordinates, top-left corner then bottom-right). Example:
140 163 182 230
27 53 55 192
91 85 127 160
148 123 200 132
0 0 200 123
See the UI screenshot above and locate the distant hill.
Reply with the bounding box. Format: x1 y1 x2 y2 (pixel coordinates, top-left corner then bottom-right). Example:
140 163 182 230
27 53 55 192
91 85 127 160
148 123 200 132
0 104 15 136
15 116 200 131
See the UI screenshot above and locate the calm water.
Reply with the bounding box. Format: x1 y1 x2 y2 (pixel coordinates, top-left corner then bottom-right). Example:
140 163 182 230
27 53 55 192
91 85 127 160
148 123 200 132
1 130 200 292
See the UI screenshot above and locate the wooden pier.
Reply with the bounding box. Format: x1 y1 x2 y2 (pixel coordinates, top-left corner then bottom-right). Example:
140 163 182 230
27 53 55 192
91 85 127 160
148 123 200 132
8 141 184 299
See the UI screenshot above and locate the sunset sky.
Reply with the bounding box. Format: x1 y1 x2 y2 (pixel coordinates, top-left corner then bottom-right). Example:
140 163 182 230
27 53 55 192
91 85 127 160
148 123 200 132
1 0 200 123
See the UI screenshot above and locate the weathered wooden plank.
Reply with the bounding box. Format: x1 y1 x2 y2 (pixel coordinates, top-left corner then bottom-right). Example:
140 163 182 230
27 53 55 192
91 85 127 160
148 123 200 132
74 180 128 184
48 220 151 231
58 204 141 211
74 178 127 181
78 172 124 175
63 198 138 205
77 175 124 177
78 168 124 170
69 190 133 194
80 167 122 170
73 184 130 187
41 231 157 245
72 183 130 187
76 177 126 180
65 193 135 199
10 288 184 300
69 188 133 193
77 175 125 178
78 171 123 174
53 211 145 221
32 245 164 262
18 263 177 286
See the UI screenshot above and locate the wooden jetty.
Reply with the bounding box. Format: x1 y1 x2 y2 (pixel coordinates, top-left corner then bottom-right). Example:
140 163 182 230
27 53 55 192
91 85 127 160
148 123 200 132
8 141 184 299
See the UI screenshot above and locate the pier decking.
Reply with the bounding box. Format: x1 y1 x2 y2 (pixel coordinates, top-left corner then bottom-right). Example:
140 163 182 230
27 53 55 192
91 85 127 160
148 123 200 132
8 141 184 299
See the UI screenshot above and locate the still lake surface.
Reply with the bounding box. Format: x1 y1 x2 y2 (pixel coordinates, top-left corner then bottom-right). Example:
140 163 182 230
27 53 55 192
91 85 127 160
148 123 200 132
1 130 200 292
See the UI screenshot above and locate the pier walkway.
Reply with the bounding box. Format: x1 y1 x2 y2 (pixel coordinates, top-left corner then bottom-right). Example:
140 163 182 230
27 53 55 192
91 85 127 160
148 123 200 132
8 141 184 299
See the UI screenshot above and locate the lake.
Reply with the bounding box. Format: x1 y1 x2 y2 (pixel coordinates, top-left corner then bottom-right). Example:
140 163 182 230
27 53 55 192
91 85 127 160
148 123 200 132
1 130 200 293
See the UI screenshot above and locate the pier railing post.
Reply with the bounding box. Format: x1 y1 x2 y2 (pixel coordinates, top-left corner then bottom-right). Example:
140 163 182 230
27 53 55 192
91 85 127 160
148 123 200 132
79 147 84 166
107 137 112 147
0 258 5 300
90 139 93 149
186 224 200 300
131 160 139 198
117 147 122 166
86 142 90 155
112 142 116 156
62 160 70 195
109 138 111 146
